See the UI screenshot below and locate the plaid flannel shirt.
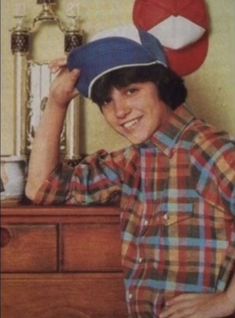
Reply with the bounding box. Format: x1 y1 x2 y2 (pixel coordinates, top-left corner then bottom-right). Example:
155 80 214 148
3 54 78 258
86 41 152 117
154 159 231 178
35 105 235 318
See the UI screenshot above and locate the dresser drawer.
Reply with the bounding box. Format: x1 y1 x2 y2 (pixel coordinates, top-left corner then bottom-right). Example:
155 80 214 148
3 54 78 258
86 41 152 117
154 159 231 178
0 225 57 272
2 273 128 318
62 224 122 272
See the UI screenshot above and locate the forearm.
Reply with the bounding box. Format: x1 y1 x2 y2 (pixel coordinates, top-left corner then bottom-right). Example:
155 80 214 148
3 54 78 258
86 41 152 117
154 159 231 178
25 66 80 201
25 97 67 200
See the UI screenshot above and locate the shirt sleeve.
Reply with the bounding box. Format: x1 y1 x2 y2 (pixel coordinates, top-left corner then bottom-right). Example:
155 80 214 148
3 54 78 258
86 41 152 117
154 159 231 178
33 149 127 205
191 127 235 217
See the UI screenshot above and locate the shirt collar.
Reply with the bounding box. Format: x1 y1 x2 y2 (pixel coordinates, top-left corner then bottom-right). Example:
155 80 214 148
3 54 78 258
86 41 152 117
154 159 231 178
147 105 195 156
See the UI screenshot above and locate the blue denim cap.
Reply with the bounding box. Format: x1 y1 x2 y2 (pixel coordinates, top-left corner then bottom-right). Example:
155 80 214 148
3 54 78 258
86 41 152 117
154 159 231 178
67 29 168 98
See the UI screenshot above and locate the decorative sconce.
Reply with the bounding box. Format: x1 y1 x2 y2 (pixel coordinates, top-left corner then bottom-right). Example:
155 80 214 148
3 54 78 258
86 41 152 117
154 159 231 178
10 0 84 159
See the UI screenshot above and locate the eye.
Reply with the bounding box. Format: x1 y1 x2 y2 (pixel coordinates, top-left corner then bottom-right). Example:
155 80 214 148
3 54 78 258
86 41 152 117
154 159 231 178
102 96 112 107
126 87 139 96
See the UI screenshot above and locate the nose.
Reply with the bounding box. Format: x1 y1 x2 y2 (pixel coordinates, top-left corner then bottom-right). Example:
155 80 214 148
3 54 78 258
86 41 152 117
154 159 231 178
112 93 131 118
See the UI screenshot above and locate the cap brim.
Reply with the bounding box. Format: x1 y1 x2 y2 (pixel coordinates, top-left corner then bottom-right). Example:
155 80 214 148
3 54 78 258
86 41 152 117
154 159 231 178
165 33 209 76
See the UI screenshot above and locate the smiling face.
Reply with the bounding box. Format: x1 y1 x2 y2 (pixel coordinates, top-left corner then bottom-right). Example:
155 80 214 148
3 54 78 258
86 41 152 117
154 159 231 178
101 82 172 144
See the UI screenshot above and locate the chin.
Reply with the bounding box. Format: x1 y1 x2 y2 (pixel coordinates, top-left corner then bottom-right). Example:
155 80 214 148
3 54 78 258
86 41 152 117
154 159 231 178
119 129 150 144
128 136 148 145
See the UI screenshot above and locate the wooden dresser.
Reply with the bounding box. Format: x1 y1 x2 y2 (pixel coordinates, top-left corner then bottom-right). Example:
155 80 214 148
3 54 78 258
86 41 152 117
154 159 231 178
1 204 128 318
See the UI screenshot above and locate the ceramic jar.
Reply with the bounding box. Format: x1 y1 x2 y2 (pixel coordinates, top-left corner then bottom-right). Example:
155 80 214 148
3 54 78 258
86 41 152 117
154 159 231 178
0 155 26 201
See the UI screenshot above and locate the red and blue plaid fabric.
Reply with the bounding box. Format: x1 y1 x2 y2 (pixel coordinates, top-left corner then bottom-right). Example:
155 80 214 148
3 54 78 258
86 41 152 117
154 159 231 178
35 105 235 317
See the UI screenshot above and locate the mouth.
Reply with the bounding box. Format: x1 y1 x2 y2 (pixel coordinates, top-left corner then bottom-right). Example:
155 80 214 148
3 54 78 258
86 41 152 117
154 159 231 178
121 117 142 130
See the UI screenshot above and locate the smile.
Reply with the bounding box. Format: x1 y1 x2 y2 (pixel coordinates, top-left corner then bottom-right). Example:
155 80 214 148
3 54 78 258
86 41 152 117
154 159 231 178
122 118 141 129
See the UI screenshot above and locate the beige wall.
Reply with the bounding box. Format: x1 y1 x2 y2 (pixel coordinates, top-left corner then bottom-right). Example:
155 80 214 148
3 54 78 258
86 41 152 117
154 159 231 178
1 0 235 156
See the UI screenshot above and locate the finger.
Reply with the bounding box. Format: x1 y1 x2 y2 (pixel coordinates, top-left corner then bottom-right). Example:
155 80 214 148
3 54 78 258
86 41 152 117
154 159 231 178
70 68 80 79
69 70 80 98
49 57 67 72
71 88 79 99
49 56 67 67
160 303 197 318
166 293 203 306
68 68 80 86
50 64 66 74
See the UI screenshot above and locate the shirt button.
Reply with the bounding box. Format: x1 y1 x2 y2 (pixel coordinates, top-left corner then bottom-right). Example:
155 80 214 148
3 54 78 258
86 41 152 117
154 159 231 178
163 214 168 221
138 257 143 263
144 219 148 226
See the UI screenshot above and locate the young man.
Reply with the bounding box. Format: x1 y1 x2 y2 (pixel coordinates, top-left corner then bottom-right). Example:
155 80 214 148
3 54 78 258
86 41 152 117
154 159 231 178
26 30 235 318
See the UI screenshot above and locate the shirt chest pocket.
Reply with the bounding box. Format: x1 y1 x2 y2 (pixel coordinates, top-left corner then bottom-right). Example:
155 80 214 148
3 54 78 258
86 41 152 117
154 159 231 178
161 198 233 235
156 200 195 226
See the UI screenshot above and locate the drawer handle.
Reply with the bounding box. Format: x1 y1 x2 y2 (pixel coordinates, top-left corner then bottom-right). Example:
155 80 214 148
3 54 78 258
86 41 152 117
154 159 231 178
0 227 11 248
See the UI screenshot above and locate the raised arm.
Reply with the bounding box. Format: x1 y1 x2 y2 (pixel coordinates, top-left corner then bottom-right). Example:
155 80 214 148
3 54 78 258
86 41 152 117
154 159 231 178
25 59 80 201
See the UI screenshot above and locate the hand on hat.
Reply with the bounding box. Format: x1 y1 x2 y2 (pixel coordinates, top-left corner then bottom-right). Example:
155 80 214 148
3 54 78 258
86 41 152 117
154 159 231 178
48 57 80 109
49 56 68 73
